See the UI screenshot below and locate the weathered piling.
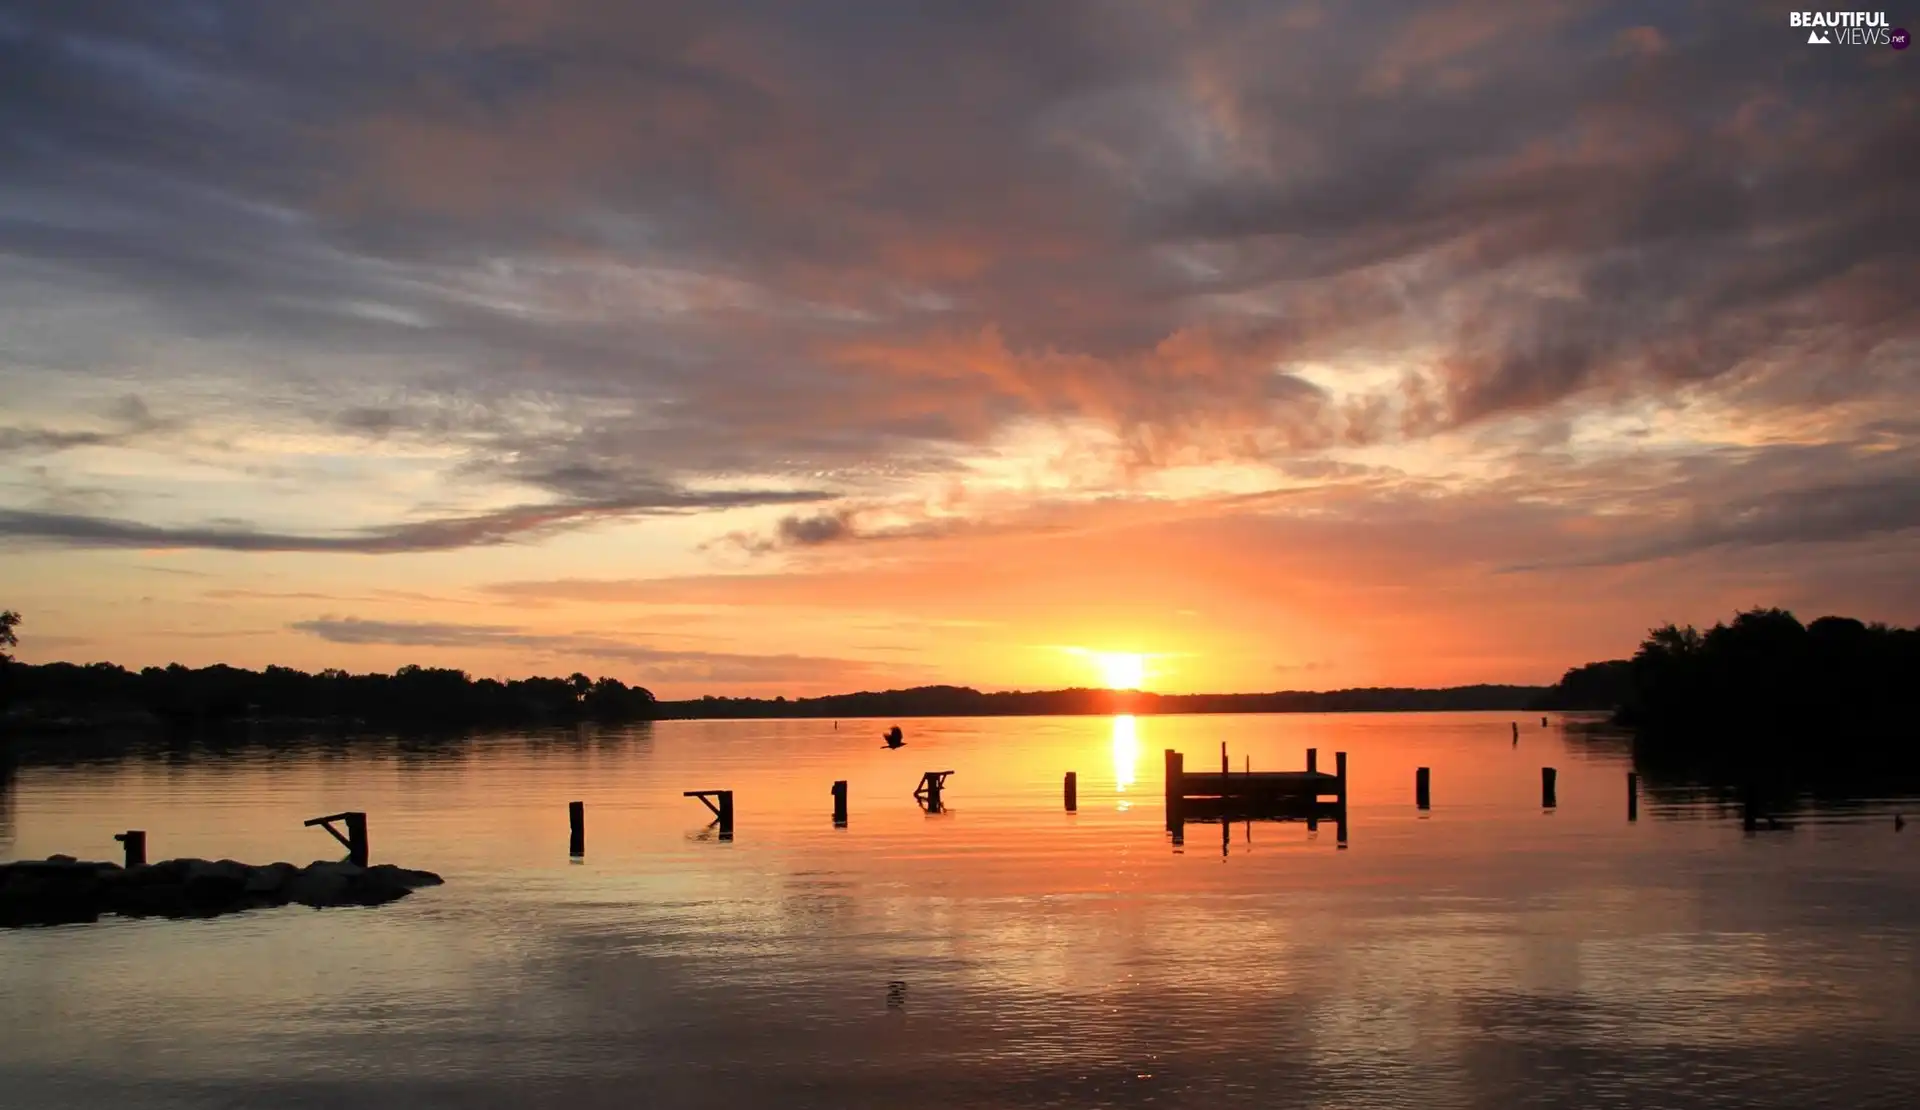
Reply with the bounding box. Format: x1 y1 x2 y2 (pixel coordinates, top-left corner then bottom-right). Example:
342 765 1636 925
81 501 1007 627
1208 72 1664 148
1164 749 1184 830
1306 747 1318 774
1541 716 1548 727
1335 750 1349 845
569 801 584 857
684 790 735 837
1626 773 1638 821
305 811 369 867
1416 767 1431 810
1064 771 1077 812
832 780 848 825
113 830 146 868
1541 767 1557 809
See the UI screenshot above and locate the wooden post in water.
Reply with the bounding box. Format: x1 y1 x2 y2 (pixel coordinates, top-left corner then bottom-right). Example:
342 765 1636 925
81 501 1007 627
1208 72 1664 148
1159 748 1175 825
832 780 849 825
1335 750 1349 845
114 830 146 868
1306 747 1318 774
345 812 369 866
1416 767 1431 810
1542 767 1557 809
1063 771 1077 812
1221 741 1229 777
1626 773 1638 822
569 801 584 857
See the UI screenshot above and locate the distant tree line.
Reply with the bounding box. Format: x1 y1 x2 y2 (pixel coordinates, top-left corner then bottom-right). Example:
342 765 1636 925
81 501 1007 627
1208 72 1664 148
1539 608 1920 774
657 683 1549 719
4 660 658 730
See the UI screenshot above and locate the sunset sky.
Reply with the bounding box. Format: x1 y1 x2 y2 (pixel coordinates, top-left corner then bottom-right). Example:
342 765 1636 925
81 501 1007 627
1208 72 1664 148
2 2 1915 698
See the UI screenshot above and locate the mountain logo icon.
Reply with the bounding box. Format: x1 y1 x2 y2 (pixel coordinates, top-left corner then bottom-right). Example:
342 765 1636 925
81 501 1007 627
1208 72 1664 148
1807 30 1831 43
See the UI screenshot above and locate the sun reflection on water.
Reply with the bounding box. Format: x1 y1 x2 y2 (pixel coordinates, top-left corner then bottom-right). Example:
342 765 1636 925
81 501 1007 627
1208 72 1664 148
1111 714 1138 796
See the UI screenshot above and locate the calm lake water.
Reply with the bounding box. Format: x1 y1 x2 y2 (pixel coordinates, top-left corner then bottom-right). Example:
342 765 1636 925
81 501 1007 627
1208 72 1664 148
2 711 1916 1109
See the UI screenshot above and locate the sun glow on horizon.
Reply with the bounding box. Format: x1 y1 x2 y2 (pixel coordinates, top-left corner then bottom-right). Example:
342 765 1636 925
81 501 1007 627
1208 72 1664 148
1094 651 1146 690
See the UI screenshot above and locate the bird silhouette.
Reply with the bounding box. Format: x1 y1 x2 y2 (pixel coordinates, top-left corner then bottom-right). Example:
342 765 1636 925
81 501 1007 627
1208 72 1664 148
882 725 904 749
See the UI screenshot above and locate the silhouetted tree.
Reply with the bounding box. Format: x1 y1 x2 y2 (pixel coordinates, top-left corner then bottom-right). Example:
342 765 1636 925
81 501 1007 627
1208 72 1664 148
0 608 18 712
4 657 660 732
1614 607 1919 775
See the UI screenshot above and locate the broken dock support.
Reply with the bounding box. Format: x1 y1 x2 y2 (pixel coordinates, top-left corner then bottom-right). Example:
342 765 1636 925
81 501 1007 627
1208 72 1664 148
304 811 369 867
1064 771 1077 812
113 830 146 868
569 801 585 857
832 780 848 826
684 789 735 839
914 771 954 812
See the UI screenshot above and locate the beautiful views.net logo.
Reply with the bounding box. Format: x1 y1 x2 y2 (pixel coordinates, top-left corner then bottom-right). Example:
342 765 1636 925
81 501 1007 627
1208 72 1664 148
1789 11 1908 47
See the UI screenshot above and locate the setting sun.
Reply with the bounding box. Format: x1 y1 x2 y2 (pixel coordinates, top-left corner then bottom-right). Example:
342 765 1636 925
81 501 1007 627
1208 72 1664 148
1095 652 1146 690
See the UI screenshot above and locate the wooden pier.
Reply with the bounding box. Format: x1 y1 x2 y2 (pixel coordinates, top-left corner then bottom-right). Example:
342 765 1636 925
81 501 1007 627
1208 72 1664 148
1164 745 1346 826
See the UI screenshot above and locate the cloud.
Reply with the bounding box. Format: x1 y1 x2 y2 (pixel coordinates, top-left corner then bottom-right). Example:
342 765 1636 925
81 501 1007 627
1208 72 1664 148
289 616 901 683
0 483 833 553
0 394 175 456
3 0 1910 494
1509 473 1920 570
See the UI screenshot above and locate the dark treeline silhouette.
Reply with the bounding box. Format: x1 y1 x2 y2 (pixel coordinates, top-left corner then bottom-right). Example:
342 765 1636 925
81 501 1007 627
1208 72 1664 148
1530 659 1634 711
1542 608 1920 778
656 683 1547 719
4 661 659 731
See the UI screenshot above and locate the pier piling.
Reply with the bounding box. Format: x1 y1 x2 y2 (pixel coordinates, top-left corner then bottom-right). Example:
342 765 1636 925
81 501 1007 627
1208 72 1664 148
832 780 849 825
1541 767 1557 809
569 801 584 857
113 830 146 868
1064 771 1077 812
1164 749 1184 830
1416 767 1431 810
1627 773 1637 821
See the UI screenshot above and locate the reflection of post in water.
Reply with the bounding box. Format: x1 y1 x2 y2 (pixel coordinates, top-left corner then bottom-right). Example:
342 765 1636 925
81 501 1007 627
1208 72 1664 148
0 745 15 847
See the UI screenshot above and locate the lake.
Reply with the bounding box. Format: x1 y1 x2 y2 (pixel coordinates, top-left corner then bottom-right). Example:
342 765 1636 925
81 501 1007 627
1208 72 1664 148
2 711 1916 1109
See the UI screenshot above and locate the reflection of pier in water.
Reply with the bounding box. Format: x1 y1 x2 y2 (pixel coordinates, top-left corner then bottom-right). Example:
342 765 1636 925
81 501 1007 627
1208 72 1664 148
1164 744 1348 848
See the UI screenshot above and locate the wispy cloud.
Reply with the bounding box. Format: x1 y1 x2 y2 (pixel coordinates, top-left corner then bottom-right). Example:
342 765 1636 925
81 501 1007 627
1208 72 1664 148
0 485 833 553
290 616 906 684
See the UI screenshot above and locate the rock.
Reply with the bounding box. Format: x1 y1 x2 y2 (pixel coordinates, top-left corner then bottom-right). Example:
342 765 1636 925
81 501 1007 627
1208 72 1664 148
283 862 354 908
244 862 299 894
181 860 252 912
0 855 443 926
367 864 444 889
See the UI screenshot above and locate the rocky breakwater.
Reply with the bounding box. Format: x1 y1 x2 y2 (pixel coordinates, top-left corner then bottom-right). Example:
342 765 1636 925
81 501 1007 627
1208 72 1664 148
0 855 444 927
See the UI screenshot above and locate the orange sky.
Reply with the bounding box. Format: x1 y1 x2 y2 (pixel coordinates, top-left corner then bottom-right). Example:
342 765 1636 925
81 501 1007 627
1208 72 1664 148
2 3 1915 697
